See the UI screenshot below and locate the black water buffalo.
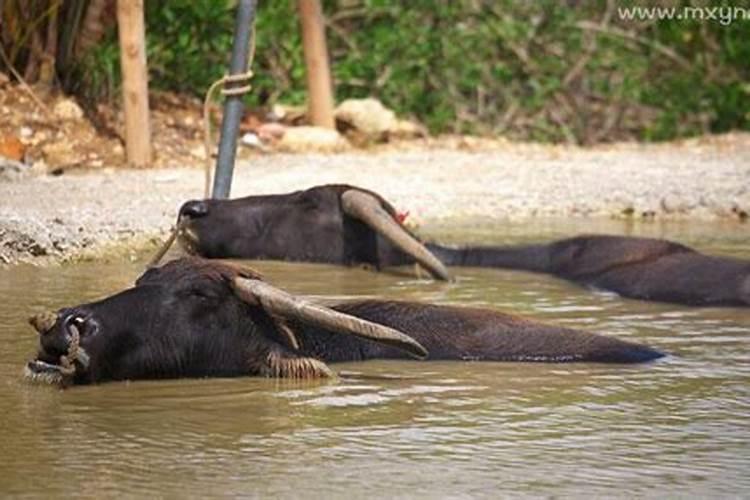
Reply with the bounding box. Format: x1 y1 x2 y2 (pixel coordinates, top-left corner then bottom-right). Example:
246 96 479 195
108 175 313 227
169 184 452 280
168 185 749 307
25 258 663 386
429 235 750 307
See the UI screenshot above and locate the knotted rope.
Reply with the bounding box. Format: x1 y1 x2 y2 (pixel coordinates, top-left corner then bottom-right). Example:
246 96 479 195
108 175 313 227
202 23 257 197
58 324 80 377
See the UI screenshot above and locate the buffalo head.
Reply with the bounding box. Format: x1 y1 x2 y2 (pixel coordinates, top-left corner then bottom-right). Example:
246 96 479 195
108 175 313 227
25 258 427 386
161 185 451 280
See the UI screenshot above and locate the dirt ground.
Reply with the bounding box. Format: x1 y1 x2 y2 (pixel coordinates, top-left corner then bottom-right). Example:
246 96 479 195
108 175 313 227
1 82 749 266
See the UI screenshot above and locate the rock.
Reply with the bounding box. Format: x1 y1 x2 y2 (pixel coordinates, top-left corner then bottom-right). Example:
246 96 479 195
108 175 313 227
189 145 207 159
0 135 26 161
276 126 349 153
335 98 397 140
0 157 29 180
41 141 81 166
389 118 428 139
53 98 84 121
270 103 307 125
257 122 286 142
240 132 270 152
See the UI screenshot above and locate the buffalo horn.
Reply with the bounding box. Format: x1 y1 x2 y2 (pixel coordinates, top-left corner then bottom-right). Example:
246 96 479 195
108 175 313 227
232 277 428 359
340 190 452 281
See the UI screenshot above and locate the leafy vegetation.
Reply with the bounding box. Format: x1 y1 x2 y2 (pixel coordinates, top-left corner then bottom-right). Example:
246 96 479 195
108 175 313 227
2 0 748 143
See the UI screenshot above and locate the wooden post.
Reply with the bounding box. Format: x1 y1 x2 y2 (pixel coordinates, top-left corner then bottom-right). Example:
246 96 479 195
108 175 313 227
117 0 151 167
297 0 335 129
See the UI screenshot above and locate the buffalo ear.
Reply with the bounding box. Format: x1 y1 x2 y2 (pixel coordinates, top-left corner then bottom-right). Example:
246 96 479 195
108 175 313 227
269 315 301 351
340 189 452 281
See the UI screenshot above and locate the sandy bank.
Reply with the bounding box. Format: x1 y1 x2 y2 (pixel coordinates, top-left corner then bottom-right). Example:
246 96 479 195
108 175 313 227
1 135 749 266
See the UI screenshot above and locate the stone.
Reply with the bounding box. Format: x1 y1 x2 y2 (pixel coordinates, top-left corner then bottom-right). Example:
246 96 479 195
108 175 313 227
335 98 397 140
276 126 349 153
41 141 80 166
0 135 26 161
189 145 207 159
0 157 29 180
240 132 270 153
257 122 286 142
270 103 307 124
53 98 84 121
389 118 428 139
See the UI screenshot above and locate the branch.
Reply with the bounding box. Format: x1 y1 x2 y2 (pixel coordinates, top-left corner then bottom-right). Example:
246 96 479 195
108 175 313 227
574 21 692 71
0 43 51 114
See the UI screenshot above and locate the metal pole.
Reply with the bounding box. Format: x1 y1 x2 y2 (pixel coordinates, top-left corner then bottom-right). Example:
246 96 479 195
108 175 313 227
211 0 257 199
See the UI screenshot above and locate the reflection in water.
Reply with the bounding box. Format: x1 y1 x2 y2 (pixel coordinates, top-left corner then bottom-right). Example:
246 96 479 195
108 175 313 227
0 219 748 497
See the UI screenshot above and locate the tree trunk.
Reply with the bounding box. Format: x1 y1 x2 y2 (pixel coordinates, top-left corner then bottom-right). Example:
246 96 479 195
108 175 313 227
298 0 335 129
37 2 59 89
116 0 151 167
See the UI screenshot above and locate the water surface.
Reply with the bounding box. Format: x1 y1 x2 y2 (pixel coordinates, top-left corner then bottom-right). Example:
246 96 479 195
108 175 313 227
1 219 748 497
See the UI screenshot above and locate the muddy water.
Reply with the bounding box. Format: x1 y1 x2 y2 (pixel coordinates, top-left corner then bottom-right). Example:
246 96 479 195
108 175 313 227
0 219 748 497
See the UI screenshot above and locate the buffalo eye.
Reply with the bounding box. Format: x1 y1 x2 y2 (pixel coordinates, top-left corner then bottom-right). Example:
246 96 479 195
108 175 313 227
185 286 222 304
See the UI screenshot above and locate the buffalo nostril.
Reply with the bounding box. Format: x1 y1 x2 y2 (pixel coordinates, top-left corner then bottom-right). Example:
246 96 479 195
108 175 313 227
179 200 209 219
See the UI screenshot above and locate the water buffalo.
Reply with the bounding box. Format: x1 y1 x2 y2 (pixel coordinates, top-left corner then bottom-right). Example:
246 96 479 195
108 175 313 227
429 235 750 307
168 185 749 307
168 184 452 280
25 258 663 386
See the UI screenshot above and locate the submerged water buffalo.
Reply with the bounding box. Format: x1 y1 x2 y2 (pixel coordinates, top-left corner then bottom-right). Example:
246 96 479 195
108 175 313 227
25 258 662 386
429 235 750 307
169 184 452 280
169 185 749 307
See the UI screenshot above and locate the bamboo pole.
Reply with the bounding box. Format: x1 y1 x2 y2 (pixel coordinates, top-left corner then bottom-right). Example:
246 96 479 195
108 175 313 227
297 0 335 129
116 0 151 167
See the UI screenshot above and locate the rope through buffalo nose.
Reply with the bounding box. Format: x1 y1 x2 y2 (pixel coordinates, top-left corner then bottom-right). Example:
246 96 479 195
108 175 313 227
146 218 185 269
58 322 80 377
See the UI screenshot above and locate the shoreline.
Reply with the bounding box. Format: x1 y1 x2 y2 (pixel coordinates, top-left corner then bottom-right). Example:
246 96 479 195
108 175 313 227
2 139 749 267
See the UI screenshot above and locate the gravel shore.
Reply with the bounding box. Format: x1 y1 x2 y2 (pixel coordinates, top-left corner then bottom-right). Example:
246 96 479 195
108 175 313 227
2 134 749 266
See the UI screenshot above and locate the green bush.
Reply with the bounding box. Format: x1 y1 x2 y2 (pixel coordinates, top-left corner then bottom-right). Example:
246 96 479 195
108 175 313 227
80 0 750 143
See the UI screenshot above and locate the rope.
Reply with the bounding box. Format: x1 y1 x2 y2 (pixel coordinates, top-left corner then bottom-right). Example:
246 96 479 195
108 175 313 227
147 20 257 270
58 325 80 376
146 220 182 269
202 22 257 197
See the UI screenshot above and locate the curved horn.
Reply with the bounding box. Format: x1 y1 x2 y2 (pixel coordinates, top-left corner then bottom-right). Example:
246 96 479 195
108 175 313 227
232 277 428 359
341 190 452 281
